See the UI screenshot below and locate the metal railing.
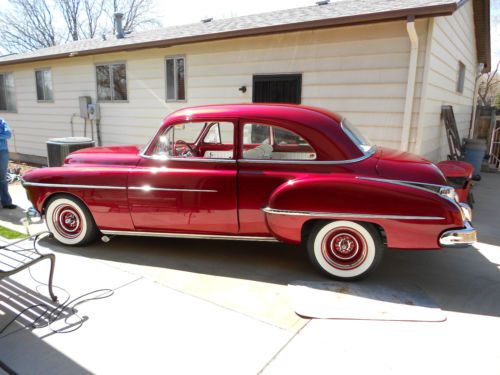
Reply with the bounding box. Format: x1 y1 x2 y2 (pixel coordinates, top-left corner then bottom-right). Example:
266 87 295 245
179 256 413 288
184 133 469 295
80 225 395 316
489 126 500 170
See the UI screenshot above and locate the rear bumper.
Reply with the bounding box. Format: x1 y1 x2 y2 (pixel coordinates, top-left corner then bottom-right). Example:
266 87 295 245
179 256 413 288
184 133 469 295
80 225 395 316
439 221 477 246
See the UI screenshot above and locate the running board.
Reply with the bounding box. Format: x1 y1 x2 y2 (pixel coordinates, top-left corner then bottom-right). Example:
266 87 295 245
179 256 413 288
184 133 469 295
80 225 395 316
100 230 279 242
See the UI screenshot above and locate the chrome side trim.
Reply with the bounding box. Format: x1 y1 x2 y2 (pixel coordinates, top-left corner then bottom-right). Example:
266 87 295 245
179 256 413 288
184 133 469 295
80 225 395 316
128 186 217 193
22 182 127 190
237 148 376 165
262 207 445 221
439 221 477 246
100 230 278 242
357 177 447 192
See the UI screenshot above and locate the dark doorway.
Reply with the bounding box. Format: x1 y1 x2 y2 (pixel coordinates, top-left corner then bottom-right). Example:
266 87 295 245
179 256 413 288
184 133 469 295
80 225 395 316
252 74 302 104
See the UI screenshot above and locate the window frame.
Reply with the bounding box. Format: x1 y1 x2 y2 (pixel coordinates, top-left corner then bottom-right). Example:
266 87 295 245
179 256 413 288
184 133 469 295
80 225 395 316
95 61 128 103
239 121 317 162
0 71 17 113
165 55 187 103
34 68 54 102
456 61 466 94
144 120 237 162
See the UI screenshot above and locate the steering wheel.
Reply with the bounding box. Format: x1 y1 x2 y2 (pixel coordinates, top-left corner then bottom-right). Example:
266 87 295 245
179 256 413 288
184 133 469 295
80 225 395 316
173 139 197 157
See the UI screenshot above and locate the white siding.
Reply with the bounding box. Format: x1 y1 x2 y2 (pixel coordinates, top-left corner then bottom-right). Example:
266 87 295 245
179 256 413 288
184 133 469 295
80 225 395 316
417 1 477 161
0 19 428 160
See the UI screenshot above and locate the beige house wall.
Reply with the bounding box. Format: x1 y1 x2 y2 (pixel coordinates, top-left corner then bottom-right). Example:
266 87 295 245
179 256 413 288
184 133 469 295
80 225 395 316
417 0 478 161
2 19 429 162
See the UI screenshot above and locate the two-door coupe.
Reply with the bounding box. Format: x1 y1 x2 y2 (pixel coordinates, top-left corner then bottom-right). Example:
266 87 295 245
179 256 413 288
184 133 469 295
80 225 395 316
22 104 477 280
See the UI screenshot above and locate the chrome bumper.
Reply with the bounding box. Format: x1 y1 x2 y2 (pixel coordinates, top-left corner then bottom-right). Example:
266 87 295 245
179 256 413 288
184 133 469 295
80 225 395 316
439 221 477 247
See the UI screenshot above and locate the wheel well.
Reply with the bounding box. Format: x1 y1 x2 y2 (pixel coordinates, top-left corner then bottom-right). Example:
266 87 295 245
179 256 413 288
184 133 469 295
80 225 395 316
301 219 386 244
42 192 92 217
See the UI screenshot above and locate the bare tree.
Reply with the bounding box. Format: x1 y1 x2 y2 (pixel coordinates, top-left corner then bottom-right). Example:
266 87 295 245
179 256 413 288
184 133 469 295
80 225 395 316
57 0 81 41
108 0 161 34
0 0 161 54
478 60 500 106
80 0 106 39
0 0 59 53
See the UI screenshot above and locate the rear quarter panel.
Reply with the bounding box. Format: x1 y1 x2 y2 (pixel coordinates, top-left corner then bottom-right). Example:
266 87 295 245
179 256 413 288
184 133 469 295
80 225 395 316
265 176 463 249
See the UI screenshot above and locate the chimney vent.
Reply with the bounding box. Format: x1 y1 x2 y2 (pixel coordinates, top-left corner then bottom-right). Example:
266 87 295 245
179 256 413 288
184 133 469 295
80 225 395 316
201 17 213 23
316 0 330 5
114 13 125 39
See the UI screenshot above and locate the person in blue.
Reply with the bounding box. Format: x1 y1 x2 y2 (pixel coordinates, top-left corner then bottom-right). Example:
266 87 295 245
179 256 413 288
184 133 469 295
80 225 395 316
0 118 16 209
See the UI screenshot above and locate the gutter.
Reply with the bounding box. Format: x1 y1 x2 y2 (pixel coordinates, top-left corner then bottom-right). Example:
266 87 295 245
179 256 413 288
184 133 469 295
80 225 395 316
400 16 419 152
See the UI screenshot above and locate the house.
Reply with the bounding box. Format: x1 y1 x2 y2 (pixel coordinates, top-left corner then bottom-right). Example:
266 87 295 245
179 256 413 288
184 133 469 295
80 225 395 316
0 0 491 165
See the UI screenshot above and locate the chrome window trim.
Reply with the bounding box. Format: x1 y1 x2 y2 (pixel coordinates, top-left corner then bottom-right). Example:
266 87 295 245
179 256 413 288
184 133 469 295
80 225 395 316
140 153 237 164
237 148 376 165
262 207 445 221
22 182 127 190
101 230 278 242
128 186 217 193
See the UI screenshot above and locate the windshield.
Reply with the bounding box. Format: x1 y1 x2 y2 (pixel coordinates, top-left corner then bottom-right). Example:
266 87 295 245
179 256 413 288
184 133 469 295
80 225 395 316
341 118 374 154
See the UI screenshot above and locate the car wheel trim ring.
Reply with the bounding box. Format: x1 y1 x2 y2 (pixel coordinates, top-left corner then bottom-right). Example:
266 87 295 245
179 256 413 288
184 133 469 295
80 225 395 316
321 227 368 270
53 204 83 239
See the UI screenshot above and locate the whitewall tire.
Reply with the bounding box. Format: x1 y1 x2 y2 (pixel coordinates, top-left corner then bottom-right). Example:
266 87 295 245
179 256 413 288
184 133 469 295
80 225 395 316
307 220 384 280
45 195 98 246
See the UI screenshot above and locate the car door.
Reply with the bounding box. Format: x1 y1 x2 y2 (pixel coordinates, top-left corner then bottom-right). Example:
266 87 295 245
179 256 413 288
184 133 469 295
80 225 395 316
128 120 238 234
237 120 318 236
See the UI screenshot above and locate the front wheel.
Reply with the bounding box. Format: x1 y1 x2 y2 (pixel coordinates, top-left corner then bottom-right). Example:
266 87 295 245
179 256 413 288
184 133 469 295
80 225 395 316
45 195 98 246
307 220 384 280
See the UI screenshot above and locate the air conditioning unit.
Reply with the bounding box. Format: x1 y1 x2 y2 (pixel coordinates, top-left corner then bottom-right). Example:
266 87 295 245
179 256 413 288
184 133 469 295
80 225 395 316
46 137 95 167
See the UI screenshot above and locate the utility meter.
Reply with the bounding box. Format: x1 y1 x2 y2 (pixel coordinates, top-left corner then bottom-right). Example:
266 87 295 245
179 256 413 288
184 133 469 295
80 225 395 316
79 96 91 118
87 103 101 120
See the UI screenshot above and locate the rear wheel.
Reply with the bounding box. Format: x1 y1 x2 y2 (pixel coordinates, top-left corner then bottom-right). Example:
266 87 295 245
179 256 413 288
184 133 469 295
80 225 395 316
307 220 384 280
45 195 98 246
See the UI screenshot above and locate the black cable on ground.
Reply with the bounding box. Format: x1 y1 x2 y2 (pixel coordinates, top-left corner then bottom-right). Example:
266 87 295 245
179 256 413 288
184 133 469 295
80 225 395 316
0 233 114 338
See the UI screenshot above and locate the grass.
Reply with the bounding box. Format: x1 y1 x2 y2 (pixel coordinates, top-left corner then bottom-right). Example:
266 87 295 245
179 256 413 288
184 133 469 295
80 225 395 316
0 225 28 239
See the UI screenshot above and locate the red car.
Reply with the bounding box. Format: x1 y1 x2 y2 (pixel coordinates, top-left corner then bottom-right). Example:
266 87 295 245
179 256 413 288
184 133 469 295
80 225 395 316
22 104 476 280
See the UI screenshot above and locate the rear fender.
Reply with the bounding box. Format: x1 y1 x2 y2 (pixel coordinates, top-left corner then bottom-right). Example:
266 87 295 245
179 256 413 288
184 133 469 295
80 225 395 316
264 176 463 249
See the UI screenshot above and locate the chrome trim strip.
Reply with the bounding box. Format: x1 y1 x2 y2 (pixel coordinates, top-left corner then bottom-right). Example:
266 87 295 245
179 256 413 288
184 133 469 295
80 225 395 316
100 230 278 242
22 182 127 190
262 207 445 221
237 148 376 165
439 221 477 246
128 186 217 193
140 153 237 164
357 177 447 191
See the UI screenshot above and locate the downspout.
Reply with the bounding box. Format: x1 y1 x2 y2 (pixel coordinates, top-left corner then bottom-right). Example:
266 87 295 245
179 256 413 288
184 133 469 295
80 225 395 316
400 16 419 152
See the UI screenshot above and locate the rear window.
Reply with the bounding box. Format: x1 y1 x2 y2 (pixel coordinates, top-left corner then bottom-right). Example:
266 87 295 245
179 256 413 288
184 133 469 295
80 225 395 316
341 118 373 154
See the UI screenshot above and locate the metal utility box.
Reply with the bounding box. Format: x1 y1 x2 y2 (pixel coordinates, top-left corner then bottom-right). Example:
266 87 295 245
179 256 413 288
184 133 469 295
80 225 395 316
79 96 92 119
46 137 95 167
87 103 100 120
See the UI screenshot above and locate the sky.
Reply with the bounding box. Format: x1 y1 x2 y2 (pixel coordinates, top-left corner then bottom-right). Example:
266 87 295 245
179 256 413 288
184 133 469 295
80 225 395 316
0 0 498 66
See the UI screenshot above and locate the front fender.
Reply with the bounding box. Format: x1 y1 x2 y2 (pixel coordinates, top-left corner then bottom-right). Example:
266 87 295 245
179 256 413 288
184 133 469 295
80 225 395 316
22 166 134 231
264 176 463 249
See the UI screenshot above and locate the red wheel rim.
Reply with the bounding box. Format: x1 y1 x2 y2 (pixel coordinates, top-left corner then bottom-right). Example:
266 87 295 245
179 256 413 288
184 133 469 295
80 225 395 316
52 204 82 239
321 227 368 270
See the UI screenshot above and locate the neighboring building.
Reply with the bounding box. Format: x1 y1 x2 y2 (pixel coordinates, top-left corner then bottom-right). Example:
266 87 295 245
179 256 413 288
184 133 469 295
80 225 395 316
0 0 491 164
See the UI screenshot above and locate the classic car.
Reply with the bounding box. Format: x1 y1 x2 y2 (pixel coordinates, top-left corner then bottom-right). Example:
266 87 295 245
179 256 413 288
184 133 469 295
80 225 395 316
22 104 477 280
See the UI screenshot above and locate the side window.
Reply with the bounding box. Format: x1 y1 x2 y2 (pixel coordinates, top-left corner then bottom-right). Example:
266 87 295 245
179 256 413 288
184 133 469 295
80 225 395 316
150 122 234 159
166 56 186 101
242 123 316 160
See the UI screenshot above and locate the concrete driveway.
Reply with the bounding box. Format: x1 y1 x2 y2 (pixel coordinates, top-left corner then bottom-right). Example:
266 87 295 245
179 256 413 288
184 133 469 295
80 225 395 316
1 174 500 374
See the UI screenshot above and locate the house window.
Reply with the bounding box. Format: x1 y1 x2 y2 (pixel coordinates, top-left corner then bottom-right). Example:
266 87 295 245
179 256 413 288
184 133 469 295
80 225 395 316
0 72 16 112
35 69 53 101
253 74 302 104
166 56 186 101
457 61 466 93
96 63 127 101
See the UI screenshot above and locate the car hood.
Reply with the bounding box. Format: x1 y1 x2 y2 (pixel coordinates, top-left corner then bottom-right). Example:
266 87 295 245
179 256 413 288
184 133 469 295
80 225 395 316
375 147 447 185
64 145 142 166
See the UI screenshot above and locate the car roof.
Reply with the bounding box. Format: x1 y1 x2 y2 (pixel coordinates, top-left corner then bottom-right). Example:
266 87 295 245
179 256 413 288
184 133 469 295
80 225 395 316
165 103 343 125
